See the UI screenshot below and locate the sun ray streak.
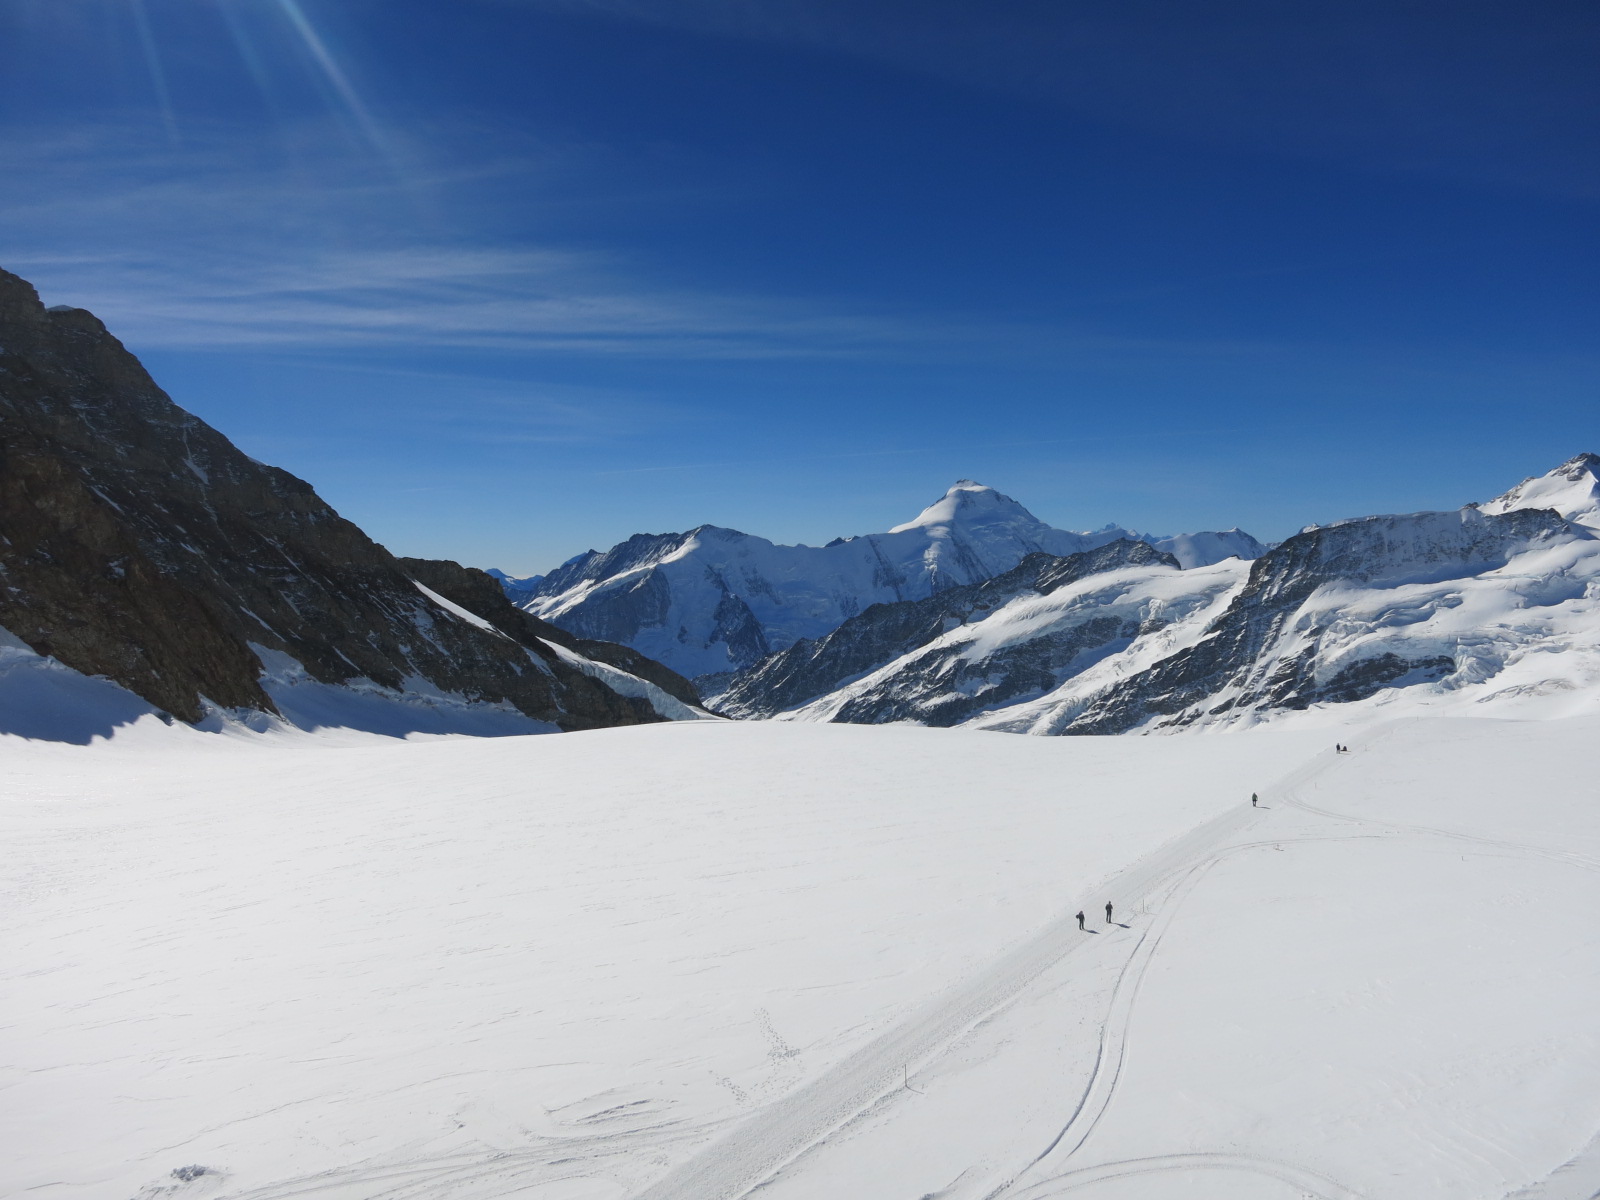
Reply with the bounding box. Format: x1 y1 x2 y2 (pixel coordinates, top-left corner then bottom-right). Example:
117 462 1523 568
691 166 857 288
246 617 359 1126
127 0 180 145
214 0 278 103
274 0 389 155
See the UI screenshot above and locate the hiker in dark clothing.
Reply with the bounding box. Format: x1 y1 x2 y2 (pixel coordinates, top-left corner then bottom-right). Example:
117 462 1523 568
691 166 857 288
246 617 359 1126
1105 902 1114 923
1076 911 1085 930
1251 793 1258 807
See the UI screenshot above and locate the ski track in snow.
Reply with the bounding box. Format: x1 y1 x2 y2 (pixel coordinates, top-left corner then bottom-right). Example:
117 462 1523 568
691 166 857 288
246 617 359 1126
997 725 1600 1200
627 749 1344 1200
627 730 1600 1200
1006 1153 1362 1200
11 721 1598 1200
196 750 1337 1200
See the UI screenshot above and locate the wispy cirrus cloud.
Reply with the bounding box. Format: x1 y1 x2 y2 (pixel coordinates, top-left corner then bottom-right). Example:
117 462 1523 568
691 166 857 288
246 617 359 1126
0 121 944 359
0 117 1356 368
10 243 925 357
0 110 998 360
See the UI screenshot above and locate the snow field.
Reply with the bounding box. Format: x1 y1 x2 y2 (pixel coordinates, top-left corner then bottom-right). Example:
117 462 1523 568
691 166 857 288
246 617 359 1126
737 718 1600 1200
0 719 1322 1200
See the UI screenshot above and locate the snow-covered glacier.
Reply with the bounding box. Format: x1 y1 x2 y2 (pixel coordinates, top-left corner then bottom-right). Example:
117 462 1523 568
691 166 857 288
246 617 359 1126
514 481 1264 681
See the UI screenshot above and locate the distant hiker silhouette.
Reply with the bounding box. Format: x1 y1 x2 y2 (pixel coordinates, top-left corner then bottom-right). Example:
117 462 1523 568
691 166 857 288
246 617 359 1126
1076 911 1085 930
1105 901 1114 923
1251 793 1258 807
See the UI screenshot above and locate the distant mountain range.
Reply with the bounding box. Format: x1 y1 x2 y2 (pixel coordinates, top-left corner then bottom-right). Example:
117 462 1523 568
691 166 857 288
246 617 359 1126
0 266 703 741
510 456 1600 732
502 481 1265 684
4 258 1594 743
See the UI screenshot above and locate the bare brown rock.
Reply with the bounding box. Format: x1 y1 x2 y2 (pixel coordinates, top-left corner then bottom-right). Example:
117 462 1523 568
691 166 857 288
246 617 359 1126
0 266 684 730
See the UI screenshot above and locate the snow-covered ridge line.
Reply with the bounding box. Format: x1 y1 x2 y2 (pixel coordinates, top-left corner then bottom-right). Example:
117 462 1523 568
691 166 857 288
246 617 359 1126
721 456 1600 734
508 481 1265 681
414 581 513 641
537 639 713 723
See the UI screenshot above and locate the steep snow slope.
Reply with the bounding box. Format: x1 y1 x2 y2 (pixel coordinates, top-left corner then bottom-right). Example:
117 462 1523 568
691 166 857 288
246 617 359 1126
718 540 1190 721
518 482 1264 680
783 555 1248 727
1481 450 1600 528
5 717 1598 1200
1034 503 1600 734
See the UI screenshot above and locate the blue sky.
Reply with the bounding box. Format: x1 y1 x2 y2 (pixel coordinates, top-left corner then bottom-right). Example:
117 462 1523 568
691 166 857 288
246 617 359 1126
2 0 1596 574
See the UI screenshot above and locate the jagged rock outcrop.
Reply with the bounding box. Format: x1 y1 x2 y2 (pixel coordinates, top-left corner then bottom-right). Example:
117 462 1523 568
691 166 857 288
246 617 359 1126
718 539 1177 719
0 266 693 732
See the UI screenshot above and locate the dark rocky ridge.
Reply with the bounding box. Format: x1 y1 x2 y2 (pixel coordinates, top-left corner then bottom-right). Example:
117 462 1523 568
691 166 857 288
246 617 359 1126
398 557 700 706
0 266 692 729
719 539 1177 720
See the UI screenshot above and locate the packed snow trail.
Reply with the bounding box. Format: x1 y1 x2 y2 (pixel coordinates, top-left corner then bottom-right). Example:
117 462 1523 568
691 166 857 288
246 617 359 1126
1001 732 1600 1200
634 730 1600 1200
1006 1152 1363 1200
628 750 1335 1200
1508 1129 1600 1200
1281 725 1600 873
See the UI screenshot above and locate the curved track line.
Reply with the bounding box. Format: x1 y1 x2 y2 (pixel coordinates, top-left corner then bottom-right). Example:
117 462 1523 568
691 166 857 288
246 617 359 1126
990 831 1387 1200
1006 1151 1362 1199
626 750 1345 1200
1005 729 1600 1200
1283 762 1600 873
221 728 1599 1200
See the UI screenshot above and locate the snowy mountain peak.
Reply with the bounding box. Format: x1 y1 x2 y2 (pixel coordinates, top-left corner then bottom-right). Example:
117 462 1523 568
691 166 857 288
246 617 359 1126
515 480 1265 680
1481 452 1600 529
888 481 1044 534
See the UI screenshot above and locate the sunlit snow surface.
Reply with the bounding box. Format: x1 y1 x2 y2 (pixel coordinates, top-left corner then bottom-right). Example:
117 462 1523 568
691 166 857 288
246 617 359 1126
523 482 1263 679
5 717 1600 1200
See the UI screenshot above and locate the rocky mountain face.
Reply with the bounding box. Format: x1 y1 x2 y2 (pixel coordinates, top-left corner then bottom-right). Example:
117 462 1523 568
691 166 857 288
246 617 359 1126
513 480 1265 683
1047 504 1589 734
728 466 1600 734
0 266 698 734
718 539 1177 721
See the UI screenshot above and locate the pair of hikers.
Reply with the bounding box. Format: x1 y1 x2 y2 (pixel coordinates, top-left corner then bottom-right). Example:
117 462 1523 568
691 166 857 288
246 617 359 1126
1077 902 1114 930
